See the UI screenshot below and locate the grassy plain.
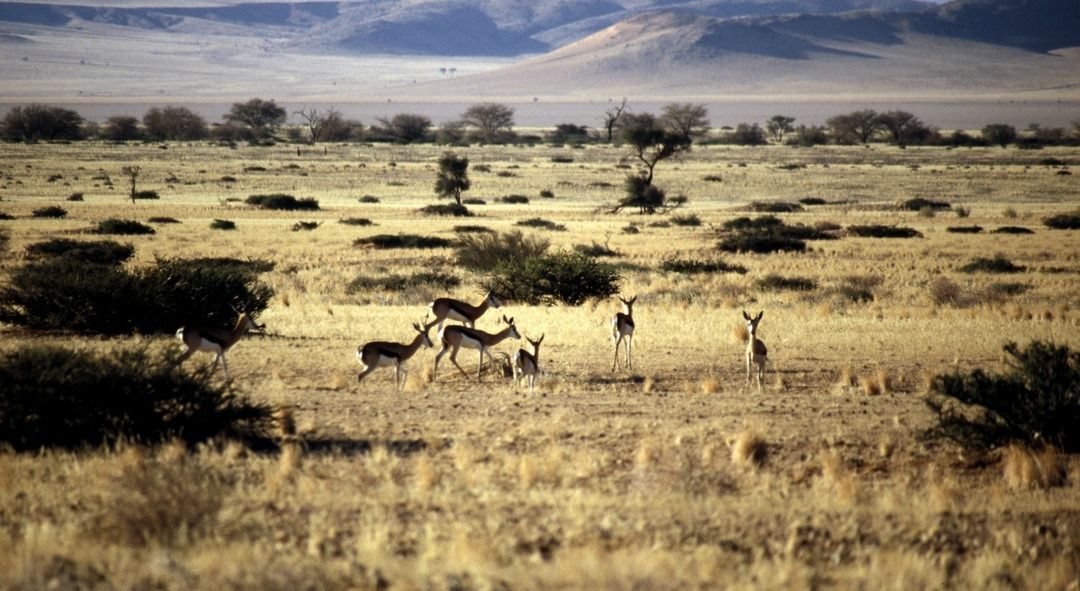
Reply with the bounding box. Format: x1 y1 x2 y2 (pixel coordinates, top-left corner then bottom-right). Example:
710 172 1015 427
0 139 1078 589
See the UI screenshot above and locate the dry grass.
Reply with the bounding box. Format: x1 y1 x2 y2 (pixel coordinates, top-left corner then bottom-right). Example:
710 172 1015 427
1002 445 1069 490
729 426 768 468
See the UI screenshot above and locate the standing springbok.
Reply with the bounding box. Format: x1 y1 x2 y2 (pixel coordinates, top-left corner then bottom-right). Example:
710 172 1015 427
513 334 544 392
356 321 434 389
426 291 501 333
176 311 264 381
611 295 636 371
743 310 768 391
434 315 520 382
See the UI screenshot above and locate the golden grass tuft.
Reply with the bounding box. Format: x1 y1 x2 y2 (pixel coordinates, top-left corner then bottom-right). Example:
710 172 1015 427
819 450 861 505
699 374 722 395
838 365 858 388
1003 445 1068 490
635 437 659 472
413 454 439 492
276 406 297 438
731 322 750 345
642 376 656 393
730 426 767 468
859 373 886 396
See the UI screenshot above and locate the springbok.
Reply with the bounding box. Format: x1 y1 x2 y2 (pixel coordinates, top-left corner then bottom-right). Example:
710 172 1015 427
513 334 544 392
611 295 636 371
743 310 768 391
356 321 434 389
427 291 501 333
176 311 264 381
434 315 520 382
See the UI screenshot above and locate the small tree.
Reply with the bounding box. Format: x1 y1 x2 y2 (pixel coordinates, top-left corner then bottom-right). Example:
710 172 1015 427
876 110 929 147
982 123 1017 148
765 115 795 143
103 115 141 142
225 98 287 139
293 106 345 144
122 166 141 205
376 113 433 143
434 152 470 206
461 103 515 143
790 124 828 147
601 98 628 142
826 109 882 144
614 113 691 214
548 123 590 146
143 106 207 141
0 104 83 142
731 123 767 145
660 102 709 141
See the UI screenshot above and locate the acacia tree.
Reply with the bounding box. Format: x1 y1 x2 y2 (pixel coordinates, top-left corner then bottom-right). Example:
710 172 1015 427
600 98 628 142
0 104 83 142
103 116 141 142
434 152 470 205
876 110 928 147
982 123 1017 148
460 103 514 143
614 113 692 214
293 106 342 144
376 113 432 143
660 103 709 141
765 115 795 143
225 98 286 139
826 109 882 144
142 106 207 141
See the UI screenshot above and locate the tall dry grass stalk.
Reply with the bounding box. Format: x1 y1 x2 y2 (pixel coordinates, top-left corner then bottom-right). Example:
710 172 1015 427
1003 445 1068 490
729 426 767 468
731 322 750 345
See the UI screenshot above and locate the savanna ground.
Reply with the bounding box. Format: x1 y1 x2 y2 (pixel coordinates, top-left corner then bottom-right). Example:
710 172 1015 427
0 137 1078 589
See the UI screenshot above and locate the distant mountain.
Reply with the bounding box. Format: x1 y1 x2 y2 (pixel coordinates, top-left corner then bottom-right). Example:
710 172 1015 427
0 2 339 30
911 0 1080 53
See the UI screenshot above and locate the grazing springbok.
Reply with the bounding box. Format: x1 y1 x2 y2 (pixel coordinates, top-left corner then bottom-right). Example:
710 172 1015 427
611 295 636 371
513 334 544 392
434 315 520 382
427 291 501 333
176 311 264 381
743 310 768 391
355 321 434 389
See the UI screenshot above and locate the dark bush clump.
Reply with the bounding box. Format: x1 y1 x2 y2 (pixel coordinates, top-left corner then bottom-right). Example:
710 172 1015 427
670 214 702 227
210 219 236 230
346 271 460 294
515 218 566 231
1043 213 1080 230
67 192 84 201
844 225 922 239
550 156 574 163
0 212 14 220
539 190 555 198
901 197 950 211
498 194 530 204
756 274 817 291
419 203 472 217
291 221 319 231
485 252 620 305
574 241 620 258
457 230 549 271
703 175 723 183
0 257 273 334
354 234 453 249
750 201 802 213
453 225 494 234
723 216 783 231
149 216 181 224
959 255 1025 274
32 206 67 218
718 233 806 254
831 275 881 303
946 226 983 233
798 197 827 206
133 190 160 200
245 194 319 211
0 345 272 450
26 238 134 265
359 195 380 203
462 198 487 205
925 341 1079 451
992 226 1035 234
660 258 747 275
94 218 156 235
339 217 373 226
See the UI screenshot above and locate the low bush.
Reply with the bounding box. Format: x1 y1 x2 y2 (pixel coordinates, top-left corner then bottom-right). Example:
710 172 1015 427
346 271 460 294
0 212 14 220
992 226 1034 234
718 233 806 254
574 241 620 258
750 202 802 213
149 216 180 224
32 206 67 218
946 225 983 233
670 214 702 227
0 345 272 450
485 252 620 305
660 258 747 275
454 225 493 234
929 277 963 306
756 274 817 291
94 218 156 235
245 193 319 211
210 219 236 230
291 221 319 231
0 228 9 252
419 203 472 217
622 225 640 234
550 156 574 163
133 190 160 200
498 195 530 204
0 257 273 334
67 192 84 201
798 197 827 206
723 216 783 231
925 341 1079 451
845 225 922 239
1043 213 1080 230
901 197 950 211
359 195 380 203
462 198 487 205
539 190 555 199
339 217 373 226
515 218 566 231
354 234 453 249
832 275 881 303
959 255 1025 274
26 238 134 265
986 282 1030 298
703 175 723 183
457 230 549 271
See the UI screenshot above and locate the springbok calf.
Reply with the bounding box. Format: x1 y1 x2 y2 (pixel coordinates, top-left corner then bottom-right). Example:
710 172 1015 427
427 291 501 333
176 311 264 381
611 295 636 371
743 310 768 391
513 334 544 392
356 322 434 389
434 315 520 382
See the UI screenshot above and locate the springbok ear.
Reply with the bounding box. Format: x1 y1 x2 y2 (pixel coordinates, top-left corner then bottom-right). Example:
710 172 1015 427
742 311 750 320
756 311 764 321
629 296 637 304
538 333 545 343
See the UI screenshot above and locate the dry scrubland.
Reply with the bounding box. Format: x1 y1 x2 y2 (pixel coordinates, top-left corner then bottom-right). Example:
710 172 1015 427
0 139 1079 589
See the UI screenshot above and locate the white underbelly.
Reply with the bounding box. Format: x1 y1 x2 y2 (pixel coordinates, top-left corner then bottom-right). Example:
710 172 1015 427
446 309 470 323
458 334 484 350
197 339 223 353
376 355 398 367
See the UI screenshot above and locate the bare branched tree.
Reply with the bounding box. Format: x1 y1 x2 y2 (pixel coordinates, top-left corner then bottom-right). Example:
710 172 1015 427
601 98 628 143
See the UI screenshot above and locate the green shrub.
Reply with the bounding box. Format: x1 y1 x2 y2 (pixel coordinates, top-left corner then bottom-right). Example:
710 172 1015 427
756 274 817 291
946 225 983 233
1043 213 1080 230
750 202 802 213
26 238 134 265
498 195 530 204
133 190 160 200
339 217 373 226
419 203 472 217
992 226 1034 234
346 271 460 294
210 219 236 230
485 252 620 305
723 216 783 231
359 195 380 203
0 257 273 334
718 233 806 254
798 197 827 206
670 214 702 227
925 341 1079 451
354 234 453 249
245 193 319 211
149 216 181 224
67 192 84 201
959 255 1025 274
901 197 950 211
457 230 549 272
32 206 67 218
0 345 271 450
94 218 156 235
539 190 555 198
462 198 487 205
660 258 747 275
845 225 922 239
453 225 494 234
515 218 566 231
291 221 319 231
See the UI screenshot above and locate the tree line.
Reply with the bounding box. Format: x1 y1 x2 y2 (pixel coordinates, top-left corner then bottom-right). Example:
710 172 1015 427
2 99 1078 149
